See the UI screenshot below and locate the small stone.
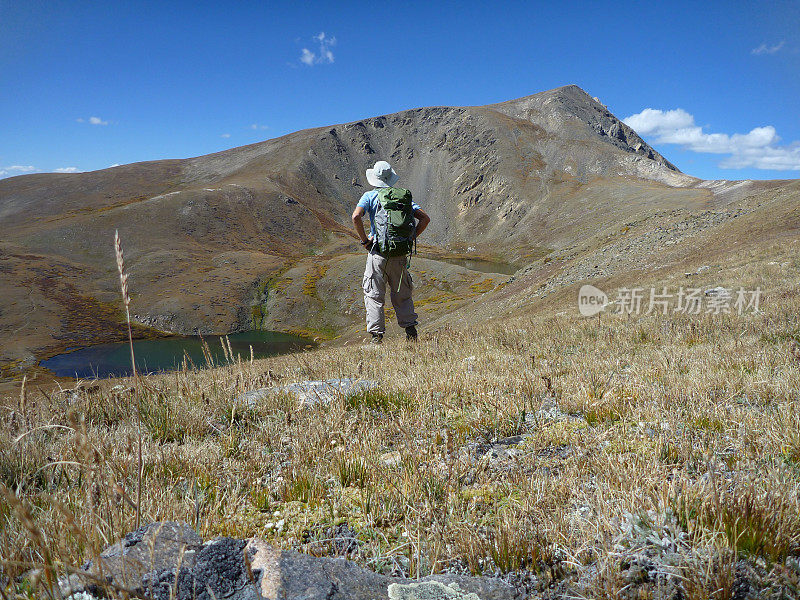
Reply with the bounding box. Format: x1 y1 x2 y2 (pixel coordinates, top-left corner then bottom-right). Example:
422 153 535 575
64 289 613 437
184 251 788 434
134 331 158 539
704 286 730 297
381 451 402 467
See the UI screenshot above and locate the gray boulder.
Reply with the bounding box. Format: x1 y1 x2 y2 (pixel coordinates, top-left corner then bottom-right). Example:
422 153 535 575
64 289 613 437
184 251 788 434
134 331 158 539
61 521 203 598
62 522 524 600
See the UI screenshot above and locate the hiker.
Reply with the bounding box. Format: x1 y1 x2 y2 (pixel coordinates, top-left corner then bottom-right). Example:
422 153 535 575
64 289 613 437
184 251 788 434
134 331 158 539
352 160 430 344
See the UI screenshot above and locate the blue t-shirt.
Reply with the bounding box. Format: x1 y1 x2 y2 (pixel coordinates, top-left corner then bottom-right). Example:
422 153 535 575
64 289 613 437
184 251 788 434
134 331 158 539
356 188 421 239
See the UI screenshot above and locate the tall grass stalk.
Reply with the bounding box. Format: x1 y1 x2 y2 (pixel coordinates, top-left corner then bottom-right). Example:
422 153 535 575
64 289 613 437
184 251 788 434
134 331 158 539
114 229 136 380
114 229 143 529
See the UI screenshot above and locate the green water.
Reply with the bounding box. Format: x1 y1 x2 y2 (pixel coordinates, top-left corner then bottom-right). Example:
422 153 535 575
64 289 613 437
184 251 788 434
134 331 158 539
434 257 518 275
40 331 313 379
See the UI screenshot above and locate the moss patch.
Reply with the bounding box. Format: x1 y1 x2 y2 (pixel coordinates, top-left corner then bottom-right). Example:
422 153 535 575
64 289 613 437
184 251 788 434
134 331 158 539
469 278 496 294
302 264 329 298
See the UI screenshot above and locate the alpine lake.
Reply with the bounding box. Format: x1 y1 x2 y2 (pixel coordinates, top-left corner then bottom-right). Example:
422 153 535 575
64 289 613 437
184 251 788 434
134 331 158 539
433 257 518 275
40 330 314 379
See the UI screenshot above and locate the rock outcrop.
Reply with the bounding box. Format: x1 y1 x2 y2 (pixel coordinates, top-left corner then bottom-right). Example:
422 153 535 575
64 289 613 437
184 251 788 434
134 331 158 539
61 522 524 600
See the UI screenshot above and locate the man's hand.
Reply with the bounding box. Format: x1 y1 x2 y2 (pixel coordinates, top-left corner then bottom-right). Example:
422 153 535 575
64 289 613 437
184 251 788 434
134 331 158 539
361 238 374 252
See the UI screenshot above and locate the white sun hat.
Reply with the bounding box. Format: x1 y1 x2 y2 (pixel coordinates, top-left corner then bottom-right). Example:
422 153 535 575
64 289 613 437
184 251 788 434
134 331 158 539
365 160 399 188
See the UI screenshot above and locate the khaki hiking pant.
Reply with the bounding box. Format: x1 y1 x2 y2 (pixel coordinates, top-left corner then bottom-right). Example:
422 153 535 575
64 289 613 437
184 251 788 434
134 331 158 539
363 249 418 335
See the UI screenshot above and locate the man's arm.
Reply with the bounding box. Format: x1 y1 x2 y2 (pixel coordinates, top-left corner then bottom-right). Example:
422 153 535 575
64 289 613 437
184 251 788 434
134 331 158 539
352 206 370 244
413 208 430 238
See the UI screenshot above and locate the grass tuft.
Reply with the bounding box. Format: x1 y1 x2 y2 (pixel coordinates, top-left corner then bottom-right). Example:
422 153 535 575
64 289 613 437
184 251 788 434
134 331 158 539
344 388 414 413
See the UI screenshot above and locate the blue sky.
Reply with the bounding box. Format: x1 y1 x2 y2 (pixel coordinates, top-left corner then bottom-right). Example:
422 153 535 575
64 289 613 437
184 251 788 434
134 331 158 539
1 0 798 181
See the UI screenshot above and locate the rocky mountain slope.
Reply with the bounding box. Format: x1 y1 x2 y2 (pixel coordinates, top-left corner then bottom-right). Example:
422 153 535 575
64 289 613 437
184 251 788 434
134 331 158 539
0 85 797 373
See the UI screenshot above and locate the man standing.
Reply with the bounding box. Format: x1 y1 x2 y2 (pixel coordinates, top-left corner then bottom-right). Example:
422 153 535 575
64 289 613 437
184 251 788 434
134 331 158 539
352 160 430 344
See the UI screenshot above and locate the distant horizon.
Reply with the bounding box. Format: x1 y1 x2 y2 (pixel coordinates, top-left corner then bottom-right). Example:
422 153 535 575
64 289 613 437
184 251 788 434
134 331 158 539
2 1 798 181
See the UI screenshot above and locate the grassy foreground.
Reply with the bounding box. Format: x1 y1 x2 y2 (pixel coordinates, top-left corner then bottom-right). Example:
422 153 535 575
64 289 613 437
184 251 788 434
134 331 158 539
2 264 800 598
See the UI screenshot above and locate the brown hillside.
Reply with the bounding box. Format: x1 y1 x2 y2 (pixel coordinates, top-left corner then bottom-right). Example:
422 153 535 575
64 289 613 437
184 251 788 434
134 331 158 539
0 85 797 373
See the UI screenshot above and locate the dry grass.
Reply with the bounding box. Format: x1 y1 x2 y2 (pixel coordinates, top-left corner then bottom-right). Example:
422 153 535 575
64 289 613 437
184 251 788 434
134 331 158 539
2 255 800 597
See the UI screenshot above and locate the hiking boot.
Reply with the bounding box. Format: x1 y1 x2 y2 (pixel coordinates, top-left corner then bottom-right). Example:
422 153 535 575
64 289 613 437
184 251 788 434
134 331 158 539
405 326 418 341
370 333 383 345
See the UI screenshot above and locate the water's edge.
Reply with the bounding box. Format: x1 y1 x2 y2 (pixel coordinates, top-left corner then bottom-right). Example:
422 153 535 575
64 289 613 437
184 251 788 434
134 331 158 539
40 330 314 379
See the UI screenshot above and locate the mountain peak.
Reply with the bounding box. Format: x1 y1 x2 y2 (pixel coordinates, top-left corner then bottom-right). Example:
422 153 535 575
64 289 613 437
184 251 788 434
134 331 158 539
489 85 679 172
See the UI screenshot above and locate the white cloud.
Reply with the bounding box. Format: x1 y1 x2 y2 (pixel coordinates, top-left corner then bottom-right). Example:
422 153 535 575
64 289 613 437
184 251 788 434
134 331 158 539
249 123 268 130
0 165 36 178
299 32 336 66
623 108 695 136
624 108 800 171
300 48 316 65
719 144 800 170
220 133 231 138
752 41 785 55
54 167 79 173
77 116 109 125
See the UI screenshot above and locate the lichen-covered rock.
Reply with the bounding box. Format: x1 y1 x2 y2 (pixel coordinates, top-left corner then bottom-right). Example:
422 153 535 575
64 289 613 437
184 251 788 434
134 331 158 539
61 521 202 598
188 537 253 600
246 538 390 599
142 537 258 600
242 539 523 600
388 580 481 600
64 523 523 600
